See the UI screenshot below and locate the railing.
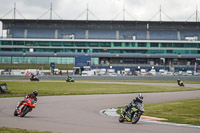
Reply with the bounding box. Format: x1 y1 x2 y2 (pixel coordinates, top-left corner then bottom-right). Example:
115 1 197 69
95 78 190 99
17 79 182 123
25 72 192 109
92 64 197 68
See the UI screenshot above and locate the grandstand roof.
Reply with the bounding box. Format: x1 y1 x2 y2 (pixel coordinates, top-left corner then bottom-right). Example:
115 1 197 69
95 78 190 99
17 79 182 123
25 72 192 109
1 19 200 29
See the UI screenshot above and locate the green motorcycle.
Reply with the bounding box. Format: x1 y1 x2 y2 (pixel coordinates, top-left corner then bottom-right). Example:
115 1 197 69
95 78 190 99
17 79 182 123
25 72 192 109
66 76 74 82
119 103 144 124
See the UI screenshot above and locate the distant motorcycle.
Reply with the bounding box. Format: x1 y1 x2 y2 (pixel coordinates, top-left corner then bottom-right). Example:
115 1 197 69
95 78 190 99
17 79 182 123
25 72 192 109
177 80 184 87
66 76 74 82
30 75 39 81
119 103 144 124
14 98 36 117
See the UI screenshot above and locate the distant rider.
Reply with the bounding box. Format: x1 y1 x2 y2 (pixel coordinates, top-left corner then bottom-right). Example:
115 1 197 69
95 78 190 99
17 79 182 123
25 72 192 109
125 93 143 112
177 79 184 86
17 90 38 108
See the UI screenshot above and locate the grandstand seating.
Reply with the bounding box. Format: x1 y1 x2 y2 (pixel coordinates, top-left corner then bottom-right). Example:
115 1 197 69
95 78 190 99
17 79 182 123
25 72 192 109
180 30 200 40
9 28 200 41
27 28 55 39
149 30 177 40
58 28 85 39
10 28 24 38
119 29 147 40
5 21 200 41
88 29 116 39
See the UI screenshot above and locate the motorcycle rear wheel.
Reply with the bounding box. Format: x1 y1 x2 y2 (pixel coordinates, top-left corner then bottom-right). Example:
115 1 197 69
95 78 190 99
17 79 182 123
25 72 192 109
20 106 30 117
131 113 141 124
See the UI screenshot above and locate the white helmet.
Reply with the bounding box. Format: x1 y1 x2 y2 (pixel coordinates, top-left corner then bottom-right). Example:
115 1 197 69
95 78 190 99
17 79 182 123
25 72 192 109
138 93 143 100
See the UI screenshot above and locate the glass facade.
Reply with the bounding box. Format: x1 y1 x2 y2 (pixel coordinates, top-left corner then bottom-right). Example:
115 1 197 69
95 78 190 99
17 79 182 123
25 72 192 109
0 39 200 65
0 56 75 64
0 56 100 64
0 40 200 54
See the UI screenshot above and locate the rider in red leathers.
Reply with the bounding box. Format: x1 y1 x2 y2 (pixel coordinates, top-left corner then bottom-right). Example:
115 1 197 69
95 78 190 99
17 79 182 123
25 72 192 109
17 90 38 109
177 79 184 87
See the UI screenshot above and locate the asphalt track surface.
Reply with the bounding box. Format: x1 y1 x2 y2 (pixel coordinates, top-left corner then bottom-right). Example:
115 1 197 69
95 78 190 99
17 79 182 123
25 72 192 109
0 82 200 133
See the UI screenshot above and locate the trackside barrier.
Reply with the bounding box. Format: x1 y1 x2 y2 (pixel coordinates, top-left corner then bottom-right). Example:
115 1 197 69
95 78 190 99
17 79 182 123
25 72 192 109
0 83 8 93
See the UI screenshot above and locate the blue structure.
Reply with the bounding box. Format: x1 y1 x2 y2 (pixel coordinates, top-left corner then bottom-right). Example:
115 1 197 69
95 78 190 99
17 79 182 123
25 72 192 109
75 56 91 68
0 19 200 72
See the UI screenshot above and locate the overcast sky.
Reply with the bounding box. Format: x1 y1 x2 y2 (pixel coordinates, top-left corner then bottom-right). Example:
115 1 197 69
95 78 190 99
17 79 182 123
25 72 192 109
0 0 200 36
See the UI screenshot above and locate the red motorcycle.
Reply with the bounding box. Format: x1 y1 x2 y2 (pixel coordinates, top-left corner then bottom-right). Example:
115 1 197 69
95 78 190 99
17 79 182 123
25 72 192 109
177 80 184 87
14 98 36 117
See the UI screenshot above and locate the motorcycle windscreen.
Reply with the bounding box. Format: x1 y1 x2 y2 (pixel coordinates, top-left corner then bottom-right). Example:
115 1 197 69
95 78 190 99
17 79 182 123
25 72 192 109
31 99 35 104
137 103 144 112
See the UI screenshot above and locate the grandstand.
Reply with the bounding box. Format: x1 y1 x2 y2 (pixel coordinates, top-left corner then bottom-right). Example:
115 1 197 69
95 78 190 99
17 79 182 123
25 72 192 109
0 19 200 72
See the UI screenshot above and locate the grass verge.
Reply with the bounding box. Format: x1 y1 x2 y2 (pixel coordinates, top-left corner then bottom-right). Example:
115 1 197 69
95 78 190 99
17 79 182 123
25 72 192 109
0 81 199 97
144 98 200 125
80 80 200 84
0 127 51 133
1 80 200 84
117 98 200 126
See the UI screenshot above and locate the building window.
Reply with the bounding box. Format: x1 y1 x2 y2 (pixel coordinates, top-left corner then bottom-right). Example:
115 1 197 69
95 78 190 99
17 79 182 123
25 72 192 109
167 50 173 53
114 42 122 47
161 43 172 47
173 43 184 47
138 43 146 47
1 41 12 45
13 41 24 46
150 43 159 47
125 43 130 47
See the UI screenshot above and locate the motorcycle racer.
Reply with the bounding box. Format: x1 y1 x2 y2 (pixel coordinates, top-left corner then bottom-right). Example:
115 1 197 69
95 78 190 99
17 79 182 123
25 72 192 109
119 93 144 124
17 90 38 109
177 79 184 87
125 93 143 112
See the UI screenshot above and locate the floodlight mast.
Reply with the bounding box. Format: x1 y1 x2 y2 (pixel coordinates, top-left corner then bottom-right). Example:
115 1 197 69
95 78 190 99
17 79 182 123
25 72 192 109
149 5 173 22
123 2 125 21
186 5 200 22
196 5 198 22
87 4 88 21
112 1 136 21
13 3 16 19
75 4 99 21
37 3 62 20
160 5 162 22
50 3 52 20
0 2 25 19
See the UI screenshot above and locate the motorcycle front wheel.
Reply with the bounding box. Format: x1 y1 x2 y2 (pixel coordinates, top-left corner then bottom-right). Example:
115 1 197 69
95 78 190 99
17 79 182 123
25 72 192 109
20 106 30 117
131 113 141 124
14 110 18 116
119 114 125 123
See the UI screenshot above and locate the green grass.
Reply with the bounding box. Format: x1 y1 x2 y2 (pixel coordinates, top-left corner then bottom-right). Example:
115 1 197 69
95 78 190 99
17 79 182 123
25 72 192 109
117 98 200 126
1 80 200 84
80 80 200 84
0 127 51 133
0 81 199 98
144 98 200 125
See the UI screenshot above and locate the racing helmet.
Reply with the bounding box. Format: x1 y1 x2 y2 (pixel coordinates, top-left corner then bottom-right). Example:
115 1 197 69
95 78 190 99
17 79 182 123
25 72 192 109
138 93 143 100
33 90 38 96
